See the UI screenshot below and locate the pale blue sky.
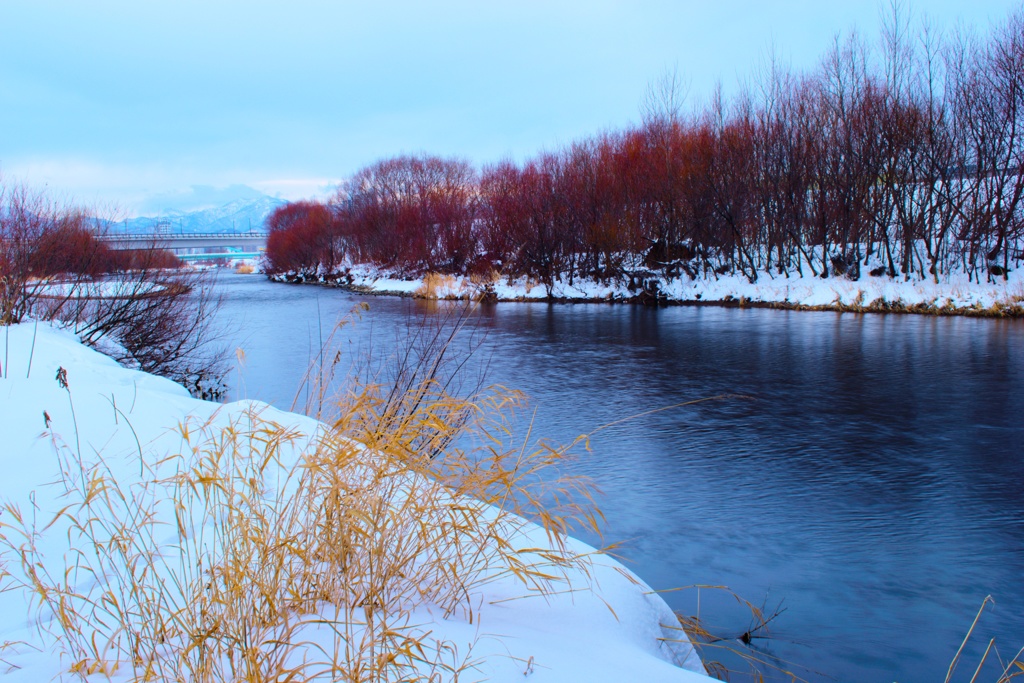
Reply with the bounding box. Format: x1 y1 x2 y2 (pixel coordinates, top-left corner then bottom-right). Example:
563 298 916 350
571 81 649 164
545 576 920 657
1 0 1020 214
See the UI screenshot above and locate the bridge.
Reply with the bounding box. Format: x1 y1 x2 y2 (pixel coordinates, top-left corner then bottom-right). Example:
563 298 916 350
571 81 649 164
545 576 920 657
100 231 268 251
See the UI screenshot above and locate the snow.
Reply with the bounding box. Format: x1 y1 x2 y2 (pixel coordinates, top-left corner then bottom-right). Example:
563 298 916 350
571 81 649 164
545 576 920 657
0 323 712 682
307 264 1024 314
111 196 285 234
28 279 167 299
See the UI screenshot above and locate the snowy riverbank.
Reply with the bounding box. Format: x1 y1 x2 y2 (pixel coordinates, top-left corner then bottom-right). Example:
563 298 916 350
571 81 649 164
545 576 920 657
271 265 1024 317
0 323 712 682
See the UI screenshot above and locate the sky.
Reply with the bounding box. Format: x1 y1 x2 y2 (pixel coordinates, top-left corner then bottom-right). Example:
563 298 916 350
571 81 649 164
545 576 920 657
1 0 1021 216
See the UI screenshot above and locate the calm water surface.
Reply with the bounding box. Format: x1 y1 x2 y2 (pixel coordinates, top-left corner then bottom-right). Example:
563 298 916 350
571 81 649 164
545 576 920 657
215 272 1024 683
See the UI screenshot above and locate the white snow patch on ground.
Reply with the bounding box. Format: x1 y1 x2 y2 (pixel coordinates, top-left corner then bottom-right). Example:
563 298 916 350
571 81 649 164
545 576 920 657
661 270 1024 309
321 264 1024 312
0 323 711 682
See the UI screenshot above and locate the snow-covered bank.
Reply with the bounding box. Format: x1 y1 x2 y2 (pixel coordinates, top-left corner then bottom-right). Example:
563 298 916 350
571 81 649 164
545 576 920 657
0 323 712 682
274 265 1024 316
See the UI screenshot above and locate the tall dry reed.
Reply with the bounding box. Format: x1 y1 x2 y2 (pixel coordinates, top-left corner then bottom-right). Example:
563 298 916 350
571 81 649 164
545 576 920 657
0 350 601 681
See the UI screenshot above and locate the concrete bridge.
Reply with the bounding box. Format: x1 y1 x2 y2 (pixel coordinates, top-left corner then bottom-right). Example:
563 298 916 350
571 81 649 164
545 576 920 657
100 231 268 251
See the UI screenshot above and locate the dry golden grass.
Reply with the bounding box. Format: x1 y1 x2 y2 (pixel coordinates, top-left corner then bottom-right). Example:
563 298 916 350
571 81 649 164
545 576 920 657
942 596 1024 683
467 269 500 288
663 585 1024 683
658 585 809 682
414 274 462 300
0 355 601 681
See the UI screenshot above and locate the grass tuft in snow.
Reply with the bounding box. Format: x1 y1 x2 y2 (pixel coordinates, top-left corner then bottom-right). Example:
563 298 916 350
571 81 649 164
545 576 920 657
0 370 601 681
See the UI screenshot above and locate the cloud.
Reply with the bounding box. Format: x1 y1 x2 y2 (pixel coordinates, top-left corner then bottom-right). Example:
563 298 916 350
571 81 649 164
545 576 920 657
3 156 339 216
250 178 341 202
138 184 268 215
137 180 340 216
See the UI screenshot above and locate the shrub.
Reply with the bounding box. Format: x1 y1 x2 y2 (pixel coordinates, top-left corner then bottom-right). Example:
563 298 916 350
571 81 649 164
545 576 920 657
1 179 224 393
0 365 600 682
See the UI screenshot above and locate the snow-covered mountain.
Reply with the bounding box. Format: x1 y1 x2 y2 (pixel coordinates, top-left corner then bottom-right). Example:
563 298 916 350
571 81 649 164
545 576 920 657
111 195 287 234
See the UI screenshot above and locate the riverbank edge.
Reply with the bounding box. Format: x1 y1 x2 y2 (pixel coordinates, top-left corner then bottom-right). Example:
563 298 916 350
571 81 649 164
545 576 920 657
267 271 1024 319
0 321 713 682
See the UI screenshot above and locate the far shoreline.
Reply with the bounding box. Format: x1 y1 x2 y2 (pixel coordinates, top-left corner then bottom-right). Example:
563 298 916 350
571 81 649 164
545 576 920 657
263 269 1024 319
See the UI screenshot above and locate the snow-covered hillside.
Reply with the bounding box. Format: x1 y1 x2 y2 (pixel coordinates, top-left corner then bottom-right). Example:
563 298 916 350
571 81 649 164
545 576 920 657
110 195 285 234
0 323 712 682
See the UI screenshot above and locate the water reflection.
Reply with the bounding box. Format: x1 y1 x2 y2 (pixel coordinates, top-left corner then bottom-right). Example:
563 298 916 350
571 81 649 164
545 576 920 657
215 273 1024 683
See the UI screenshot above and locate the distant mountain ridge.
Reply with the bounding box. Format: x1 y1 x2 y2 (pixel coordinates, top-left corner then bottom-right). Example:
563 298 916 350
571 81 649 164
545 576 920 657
110 195 287 234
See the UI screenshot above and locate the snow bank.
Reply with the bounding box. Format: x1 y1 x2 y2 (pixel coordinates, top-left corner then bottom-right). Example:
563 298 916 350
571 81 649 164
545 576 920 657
0 323 711 682
283 265 1024 315
659 270 1024 311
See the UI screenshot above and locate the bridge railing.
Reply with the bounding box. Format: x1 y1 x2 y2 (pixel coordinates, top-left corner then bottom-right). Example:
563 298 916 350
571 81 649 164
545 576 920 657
97 231 269 241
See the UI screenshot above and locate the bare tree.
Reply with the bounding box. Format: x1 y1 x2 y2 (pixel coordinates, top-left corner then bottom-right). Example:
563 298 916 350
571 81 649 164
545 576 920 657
1 178 226 396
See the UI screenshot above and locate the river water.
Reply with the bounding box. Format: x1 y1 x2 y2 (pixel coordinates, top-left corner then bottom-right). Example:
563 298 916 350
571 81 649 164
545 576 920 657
214 272 1024 683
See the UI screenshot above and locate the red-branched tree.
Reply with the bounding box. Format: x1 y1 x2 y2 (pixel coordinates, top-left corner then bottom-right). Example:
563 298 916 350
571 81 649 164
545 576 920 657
264 201 338 275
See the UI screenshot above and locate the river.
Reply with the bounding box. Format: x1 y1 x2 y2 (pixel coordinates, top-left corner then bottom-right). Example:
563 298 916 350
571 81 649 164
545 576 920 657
213 271 1024 683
